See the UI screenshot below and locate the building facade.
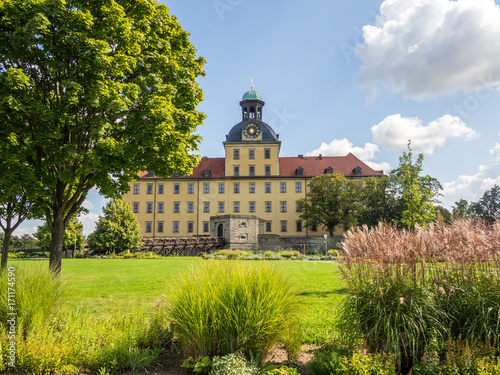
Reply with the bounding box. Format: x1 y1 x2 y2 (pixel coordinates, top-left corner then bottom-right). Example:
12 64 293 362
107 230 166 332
122 89 383 239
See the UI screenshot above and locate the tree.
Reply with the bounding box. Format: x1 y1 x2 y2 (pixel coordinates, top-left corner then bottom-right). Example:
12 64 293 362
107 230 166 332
473 185 500 225
87 198 142 254
389 143 442 229
452 199 476 219
358 176 404 227
297 172 361 237
35 216 85 251
0 0 205 274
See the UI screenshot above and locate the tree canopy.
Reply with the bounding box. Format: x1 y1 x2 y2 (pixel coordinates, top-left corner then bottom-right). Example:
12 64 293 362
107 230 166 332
35 216 85 251
0 0 205 273
297 172 361 237
87 198 142 254
389 143 442 229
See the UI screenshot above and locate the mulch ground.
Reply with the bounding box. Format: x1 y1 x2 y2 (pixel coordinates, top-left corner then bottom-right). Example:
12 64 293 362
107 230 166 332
119 345 320 375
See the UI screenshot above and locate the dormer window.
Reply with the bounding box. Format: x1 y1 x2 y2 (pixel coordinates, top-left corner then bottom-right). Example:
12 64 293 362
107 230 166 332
173 172 180 177
296 167 304 176
203 168 211 178
325 166 333 174
147 171 154 177
354 166 362 175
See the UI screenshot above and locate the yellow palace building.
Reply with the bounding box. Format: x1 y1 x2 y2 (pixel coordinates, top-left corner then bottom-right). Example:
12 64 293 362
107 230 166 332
122 88 383 242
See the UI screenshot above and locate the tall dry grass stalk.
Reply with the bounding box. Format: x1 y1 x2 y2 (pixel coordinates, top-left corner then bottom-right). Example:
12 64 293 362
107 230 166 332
338 218 500 371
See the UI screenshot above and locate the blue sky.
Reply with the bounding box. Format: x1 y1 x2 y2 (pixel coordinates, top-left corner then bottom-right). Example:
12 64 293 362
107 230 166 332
16 0 500 236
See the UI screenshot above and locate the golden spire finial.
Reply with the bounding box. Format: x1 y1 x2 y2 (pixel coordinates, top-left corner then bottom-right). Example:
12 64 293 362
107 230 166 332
251 78 254 90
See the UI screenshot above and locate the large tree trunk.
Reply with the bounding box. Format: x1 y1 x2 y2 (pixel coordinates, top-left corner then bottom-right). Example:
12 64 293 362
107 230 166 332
1 227 12 271
49 217 66 275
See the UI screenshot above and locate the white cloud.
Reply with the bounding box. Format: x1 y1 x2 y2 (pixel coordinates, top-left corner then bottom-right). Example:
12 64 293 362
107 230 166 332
82 200 94 210
307 138 379 159
442 142 500 207
306 138 391 172
79 213 100 236
357 0 500 97
371 114 477 154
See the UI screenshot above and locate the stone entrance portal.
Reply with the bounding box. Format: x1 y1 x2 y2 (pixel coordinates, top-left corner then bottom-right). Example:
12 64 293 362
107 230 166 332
210 215 261 250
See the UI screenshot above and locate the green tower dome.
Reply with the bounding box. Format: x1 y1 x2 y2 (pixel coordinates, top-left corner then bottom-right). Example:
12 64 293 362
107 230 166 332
242 89 263 101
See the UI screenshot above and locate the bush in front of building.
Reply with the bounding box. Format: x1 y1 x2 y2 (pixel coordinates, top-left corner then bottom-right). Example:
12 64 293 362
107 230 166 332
166 261 300 360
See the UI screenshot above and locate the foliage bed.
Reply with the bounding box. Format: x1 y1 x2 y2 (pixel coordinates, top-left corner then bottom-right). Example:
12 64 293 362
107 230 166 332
338 218 500 372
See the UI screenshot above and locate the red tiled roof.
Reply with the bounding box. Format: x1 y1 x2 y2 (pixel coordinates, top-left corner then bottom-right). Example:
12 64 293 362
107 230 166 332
280 153 383 178
138 154 383 179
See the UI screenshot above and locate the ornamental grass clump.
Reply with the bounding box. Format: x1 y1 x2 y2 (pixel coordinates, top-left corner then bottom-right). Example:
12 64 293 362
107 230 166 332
166 261 300 360
338 219 500 372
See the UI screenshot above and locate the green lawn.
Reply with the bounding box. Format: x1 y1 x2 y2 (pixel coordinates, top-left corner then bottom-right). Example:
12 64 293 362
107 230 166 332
10 258 347 343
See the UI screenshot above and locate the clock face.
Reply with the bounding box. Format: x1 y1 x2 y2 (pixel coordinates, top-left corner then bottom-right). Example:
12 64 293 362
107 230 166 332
242 123 262 140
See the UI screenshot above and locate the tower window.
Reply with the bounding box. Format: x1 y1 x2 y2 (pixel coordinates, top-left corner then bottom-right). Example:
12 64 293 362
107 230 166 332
249 149 255 159
233 149 240 160
234 166 240 176
265 165 271 176
264 148 271 159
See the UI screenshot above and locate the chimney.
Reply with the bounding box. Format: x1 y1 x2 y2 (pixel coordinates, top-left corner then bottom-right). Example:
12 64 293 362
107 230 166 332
298 154 304 159
319 154 323 160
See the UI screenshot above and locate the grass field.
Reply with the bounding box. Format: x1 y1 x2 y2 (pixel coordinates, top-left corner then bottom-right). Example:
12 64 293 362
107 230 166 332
9 258 346 344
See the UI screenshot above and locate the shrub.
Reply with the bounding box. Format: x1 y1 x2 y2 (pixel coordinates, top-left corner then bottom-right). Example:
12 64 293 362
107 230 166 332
327 249 339 257
243 254 264 261
7 253 16 258
74 253 83 258
210 352 258 375
123 253 134 259
263 366 300 375
278 250 300 259
167 261 300 359
264 251 274 257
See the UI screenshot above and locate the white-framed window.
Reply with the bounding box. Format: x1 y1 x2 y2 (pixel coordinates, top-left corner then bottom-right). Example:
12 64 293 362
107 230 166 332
249 165 255 176
249 149 255 159
203 202 210 213
265 165 271 176
249 183 255 193
147 183 153 194
173 202 180 213
146 202 153 213
133 184 140 194
145 221 152 233
234 166 240 176
188 183 194 194
280 182 286 193
187 202 194 213
219 183 225 194
218 202 225 213
296 182 302 193
280 201 287 212
234 201 240 212
233 149 240 160
157 202 164 213
133 202 139 213
265 202 272 212
174 184 180 194
204 183 210 194
280 220 287 232
173 222 179 233
266 221 272 232
234 183 240 193
265 183 271 193
249 202 255 212
158 183 164 194
187 221 194 233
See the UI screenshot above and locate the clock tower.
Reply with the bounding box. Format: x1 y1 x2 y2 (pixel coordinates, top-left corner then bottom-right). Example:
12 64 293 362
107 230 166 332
223 88 281 177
